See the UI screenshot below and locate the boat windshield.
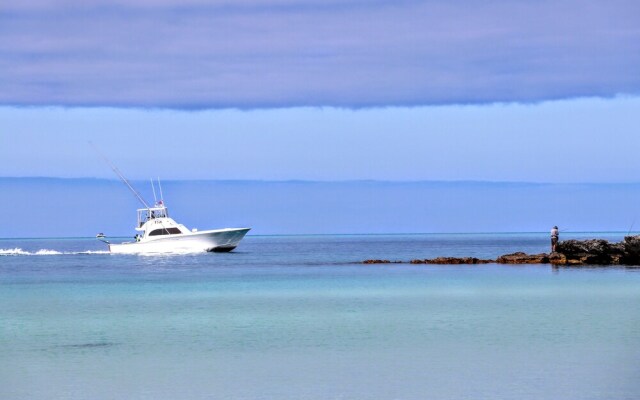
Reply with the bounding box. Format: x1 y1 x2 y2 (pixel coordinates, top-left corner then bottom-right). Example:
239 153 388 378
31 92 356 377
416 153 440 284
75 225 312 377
137 206 169 227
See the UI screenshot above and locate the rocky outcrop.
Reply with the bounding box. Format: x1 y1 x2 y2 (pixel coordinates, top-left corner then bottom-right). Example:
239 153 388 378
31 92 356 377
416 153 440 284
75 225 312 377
622 235 640 264
548 252 567 265
554 239 624 265
410 257 493 265
496 252 549 264
362 236 640 266
497 236 640 266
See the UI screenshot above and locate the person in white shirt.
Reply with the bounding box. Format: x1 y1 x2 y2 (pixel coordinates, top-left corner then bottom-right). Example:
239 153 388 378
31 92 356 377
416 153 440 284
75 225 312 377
550 226 559 252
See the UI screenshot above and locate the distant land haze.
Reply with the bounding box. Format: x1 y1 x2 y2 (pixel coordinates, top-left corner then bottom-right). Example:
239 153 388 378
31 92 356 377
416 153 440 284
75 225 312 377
2 178 640 238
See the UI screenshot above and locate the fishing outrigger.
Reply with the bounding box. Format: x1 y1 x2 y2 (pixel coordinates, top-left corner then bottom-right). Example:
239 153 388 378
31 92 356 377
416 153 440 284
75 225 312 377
93 146 250 254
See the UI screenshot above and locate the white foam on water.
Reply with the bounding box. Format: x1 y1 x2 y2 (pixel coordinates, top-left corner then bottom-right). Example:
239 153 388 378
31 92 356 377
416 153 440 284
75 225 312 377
0 248 110 256
34 249 64 255
136 249 207 256
0 247 209 256
0 248 31 256
0 248 202 256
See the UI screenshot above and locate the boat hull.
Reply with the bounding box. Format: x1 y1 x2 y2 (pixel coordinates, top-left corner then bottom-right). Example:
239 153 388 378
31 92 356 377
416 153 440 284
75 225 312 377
109 228 250 254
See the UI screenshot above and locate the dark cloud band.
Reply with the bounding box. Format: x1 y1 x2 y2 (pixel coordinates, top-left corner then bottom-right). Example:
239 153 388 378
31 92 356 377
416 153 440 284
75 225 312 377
1 0 638 108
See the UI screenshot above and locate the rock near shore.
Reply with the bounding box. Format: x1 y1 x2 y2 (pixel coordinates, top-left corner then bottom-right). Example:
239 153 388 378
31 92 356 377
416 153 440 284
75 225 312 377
496 252 549 264
362 236 640 266
552 236 640 265
555 239 623 265
362 259 401 264
410 257 493 265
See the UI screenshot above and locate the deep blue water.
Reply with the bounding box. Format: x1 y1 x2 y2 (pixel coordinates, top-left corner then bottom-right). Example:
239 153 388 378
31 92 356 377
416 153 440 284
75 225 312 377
1 233 639 400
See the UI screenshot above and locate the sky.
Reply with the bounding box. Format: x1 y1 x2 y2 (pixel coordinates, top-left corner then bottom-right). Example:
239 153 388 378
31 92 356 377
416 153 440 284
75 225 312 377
1 97 640 182
1 0 639 235
1 0 638 108
4 178 640 237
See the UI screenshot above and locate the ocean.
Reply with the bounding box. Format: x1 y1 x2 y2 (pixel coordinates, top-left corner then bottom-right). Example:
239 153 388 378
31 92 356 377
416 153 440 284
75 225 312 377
1 233 639 400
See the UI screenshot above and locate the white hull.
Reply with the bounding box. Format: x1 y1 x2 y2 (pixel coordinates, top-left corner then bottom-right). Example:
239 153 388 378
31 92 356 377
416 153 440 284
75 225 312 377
109 228 250 254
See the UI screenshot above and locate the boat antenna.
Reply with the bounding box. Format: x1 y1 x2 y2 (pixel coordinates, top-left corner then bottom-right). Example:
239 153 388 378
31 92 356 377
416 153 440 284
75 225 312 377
89 142 150 208
157 177 165 204
150 179 158 204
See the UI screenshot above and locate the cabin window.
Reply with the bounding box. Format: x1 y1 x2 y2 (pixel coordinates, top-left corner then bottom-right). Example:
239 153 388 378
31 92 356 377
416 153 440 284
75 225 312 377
148 227 182 236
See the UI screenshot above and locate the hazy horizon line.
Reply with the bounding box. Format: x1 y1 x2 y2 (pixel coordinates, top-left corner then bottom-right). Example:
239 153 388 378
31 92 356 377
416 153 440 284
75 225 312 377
3 231 640 241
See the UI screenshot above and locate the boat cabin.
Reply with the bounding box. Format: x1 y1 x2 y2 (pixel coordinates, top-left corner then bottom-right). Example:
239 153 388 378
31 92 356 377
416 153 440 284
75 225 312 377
137 206 169 228
135 205 190 240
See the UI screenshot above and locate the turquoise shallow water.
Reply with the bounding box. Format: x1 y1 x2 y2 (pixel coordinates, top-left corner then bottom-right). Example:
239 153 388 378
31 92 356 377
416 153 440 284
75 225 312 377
1 234 640 399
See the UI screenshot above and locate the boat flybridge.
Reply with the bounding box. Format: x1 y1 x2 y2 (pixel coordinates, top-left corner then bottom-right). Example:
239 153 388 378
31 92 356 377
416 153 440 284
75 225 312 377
94 153 249 254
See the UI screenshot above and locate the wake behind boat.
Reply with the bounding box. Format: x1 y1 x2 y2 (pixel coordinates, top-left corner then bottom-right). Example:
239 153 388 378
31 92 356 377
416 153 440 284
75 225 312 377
94 147 250 254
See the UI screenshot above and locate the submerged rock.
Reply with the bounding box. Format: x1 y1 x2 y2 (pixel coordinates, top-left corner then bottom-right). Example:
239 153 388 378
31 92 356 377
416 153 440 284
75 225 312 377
410 257 493 264
363 257 493 264
362 259 399 264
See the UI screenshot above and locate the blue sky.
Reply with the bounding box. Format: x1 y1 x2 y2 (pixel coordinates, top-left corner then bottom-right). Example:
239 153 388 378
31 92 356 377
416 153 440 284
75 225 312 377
1 1 639 235
3 178 640 236
0 1 637 182
1 97 639 182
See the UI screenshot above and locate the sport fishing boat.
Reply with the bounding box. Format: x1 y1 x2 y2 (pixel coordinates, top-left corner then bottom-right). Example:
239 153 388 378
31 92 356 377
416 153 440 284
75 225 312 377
98 200 250 254
94 149 249 254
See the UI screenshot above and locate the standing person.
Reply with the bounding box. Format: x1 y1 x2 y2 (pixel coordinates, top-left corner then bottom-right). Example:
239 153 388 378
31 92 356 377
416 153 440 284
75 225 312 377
550 226 559 252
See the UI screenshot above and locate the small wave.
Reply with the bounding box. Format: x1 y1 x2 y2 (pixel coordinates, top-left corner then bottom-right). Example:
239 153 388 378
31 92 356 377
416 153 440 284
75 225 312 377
58 341 118 349
0 248 110 256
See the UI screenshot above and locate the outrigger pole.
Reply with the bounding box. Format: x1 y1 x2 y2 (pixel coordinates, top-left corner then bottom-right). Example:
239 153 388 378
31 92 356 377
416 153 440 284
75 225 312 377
89 142 150 208
151 179 158 203
157 177 164 203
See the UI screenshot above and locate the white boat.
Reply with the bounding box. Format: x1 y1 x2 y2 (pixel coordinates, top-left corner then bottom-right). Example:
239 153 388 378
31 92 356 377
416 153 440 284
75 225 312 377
102 202 250 254
94 150 250 254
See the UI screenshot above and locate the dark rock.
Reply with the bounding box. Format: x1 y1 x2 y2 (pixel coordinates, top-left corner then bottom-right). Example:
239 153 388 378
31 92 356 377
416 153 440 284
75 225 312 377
362 259 397 264
411 257 494 265
555 239 624 265
363 235 640 266
549 252 567 265
622 236 640 265
496 252 549 264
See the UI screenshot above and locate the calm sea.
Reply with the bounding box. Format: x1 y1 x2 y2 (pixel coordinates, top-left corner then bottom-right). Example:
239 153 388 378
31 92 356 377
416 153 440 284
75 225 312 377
1 233 639 400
